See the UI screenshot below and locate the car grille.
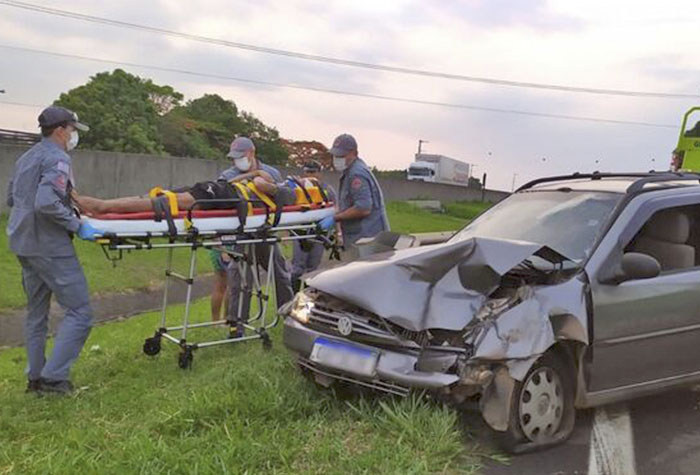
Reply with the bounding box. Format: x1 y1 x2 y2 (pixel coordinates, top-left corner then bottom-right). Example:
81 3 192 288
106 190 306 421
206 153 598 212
308 294 429 347
298 357 410 397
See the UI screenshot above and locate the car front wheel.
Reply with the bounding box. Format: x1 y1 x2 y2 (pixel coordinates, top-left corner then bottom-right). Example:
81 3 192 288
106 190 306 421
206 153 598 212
497 351 576 453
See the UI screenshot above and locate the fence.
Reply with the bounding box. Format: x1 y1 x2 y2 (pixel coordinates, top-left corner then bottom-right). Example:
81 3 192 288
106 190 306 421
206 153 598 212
0 144 509 214
0 129 40 147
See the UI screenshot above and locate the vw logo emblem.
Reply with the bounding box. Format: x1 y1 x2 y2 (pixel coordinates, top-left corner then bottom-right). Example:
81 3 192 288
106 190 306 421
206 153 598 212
337 316 353 336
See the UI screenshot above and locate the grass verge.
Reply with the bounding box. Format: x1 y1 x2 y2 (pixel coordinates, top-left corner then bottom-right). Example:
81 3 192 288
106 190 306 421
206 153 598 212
0 300 502 474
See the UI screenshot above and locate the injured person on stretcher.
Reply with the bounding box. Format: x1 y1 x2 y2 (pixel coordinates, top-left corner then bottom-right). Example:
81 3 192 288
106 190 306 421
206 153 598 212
75 170 300 216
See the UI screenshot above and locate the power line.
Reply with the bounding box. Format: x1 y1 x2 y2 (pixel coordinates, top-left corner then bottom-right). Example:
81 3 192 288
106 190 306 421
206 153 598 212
0 100 44 108
0 44 679 129
1 0 697 101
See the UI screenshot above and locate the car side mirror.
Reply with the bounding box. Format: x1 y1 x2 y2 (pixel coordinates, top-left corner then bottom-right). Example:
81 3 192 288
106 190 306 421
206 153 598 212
600 252 661 285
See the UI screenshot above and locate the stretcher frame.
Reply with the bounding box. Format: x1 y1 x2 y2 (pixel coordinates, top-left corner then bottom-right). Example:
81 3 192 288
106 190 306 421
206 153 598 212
97 196 336 369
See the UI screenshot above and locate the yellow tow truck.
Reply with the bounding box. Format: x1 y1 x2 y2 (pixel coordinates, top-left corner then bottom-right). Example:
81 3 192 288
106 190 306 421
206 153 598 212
675 107 700 171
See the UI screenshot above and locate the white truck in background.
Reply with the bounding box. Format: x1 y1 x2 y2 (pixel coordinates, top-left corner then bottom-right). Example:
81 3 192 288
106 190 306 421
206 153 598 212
407 153 471 186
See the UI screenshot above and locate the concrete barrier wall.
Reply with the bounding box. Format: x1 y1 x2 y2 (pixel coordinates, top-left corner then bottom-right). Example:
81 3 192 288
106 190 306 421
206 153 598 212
0 144 509 213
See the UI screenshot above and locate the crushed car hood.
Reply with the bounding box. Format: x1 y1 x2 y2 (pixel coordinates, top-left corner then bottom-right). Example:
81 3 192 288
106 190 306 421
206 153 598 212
306 237 574 332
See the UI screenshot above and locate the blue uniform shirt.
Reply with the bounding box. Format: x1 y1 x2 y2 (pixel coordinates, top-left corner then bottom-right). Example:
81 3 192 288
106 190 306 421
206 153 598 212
6 139 81 257
338 157 389 244
218 160 282 183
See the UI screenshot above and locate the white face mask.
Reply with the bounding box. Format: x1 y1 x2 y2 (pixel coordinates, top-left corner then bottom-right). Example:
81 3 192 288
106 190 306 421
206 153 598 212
333 156 346 171
66 130 79 151
234 157 251 172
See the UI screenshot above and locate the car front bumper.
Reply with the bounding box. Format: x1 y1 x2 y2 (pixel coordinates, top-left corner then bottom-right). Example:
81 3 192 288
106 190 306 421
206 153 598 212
283 317 460 394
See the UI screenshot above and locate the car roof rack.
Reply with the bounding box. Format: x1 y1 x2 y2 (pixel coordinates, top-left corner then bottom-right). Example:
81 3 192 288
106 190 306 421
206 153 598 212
516 171 700 194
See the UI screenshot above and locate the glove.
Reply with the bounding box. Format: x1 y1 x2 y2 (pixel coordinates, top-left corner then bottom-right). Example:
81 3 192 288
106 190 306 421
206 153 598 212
78 221 104 241
318 215 336 231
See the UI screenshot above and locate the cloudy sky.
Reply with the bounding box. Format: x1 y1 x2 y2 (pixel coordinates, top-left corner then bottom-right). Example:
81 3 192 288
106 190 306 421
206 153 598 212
0 0 698 190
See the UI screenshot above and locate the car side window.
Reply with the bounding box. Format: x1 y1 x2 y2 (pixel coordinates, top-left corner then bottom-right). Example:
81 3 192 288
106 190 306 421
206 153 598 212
624 204 700 273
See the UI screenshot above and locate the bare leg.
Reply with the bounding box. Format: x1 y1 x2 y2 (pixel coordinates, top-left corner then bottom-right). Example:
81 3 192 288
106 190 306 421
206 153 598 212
76 193 196 215
211 269 228 321
252 176 278 195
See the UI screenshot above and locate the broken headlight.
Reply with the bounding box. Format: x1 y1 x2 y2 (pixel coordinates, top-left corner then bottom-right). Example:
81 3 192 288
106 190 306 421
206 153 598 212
290 291 315 324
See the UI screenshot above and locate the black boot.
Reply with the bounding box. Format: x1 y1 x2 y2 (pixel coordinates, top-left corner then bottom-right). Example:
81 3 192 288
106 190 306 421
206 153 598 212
25 379 41 394
38 378 74 395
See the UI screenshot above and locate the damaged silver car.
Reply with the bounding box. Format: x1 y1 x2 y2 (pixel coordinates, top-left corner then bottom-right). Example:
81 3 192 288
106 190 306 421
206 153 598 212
282 172 700 452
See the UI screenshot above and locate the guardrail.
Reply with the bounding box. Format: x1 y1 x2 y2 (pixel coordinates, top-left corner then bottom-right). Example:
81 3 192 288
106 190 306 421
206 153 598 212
0 129 40 146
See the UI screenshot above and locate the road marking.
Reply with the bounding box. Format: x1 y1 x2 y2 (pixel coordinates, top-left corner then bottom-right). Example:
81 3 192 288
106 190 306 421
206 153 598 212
588 405 637 475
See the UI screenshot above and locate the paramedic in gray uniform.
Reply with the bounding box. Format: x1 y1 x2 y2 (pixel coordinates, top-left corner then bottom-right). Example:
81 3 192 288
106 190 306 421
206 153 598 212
319 134 389 245
219 137 293 335
6 106 103 395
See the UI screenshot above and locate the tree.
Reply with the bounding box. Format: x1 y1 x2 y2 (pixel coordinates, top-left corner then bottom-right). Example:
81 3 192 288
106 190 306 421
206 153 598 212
240 111 288 165
55 69 183 154
282 139 332 169
159 94 289 164
55 70 290 164
159 94 242 160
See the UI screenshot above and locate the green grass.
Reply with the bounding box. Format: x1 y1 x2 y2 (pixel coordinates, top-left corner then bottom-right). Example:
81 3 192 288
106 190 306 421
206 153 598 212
0 215 212 311
386 202 467 234
0 300 501 474
443 201 491 222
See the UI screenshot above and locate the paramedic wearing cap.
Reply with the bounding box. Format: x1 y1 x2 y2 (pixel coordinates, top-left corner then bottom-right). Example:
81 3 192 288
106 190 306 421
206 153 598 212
6 106 103 395
219 137 294 332
210 135 281 322
319 134 389 245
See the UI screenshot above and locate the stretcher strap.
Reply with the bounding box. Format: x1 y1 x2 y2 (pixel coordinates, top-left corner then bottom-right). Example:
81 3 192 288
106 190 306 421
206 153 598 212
316 182 330 204
270 195 284 227
289 177 314 205
231 183 250 234
246 182 277 211
245 181 283 227
150 195 178 237
232 183 254 216
148 187 179 216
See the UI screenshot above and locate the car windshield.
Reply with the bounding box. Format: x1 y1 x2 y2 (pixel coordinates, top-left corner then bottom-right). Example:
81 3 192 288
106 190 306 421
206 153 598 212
409 168 432 176
450 190 622 262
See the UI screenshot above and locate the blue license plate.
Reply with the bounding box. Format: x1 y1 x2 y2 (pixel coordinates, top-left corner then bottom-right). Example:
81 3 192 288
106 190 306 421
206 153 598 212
310 338 378 377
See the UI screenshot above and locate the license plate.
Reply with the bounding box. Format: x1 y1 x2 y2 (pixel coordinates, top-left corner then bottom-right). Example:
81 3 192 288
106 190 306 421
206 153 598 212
310 338 378 377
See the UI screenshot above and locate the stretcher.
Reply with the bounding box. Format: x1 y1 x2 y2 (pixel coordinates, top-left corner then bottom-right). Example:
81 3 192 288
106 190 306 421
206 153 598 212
85 204 334 236
93 187 337 369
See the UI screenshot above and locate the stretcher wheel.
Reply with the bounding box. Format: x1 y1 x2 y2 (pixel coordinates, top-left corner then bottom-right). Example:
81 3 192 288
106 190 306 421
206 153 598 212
143 336 161 356
178 348 193 369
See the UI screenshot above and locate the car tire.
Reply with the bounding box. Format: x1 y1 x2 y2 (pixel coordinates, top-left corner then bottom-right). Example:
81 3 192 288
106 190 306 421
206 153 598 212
496 351 576 453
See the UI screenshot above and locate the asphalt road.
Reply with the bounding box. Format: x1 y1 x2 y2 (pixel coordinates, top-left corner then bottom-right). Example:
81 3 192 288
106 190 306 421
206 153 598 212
476 387 700 475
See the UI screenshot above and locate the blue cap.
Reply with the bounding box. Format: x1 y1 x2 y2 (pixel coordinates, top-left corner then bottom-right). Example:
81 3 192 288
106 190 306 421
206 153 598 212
227 136 255 159
38 106 89 131
329 133 357 157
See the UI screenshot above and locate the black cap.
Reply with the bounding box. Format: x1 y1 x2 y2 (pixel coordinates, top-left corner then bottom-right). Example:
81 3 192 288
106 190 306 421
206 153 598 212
302 160 321 173
38 106 89 131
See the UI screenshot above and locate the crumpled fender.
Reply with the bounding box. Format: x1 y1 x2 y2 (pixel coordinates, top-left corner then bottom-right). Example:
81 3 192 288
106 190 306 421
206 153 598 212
474 277 588 381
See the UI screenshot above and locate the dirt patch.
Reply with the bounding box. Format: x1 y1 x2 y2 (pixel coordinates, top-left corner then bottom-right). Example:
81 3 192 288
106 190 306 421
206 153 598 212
0 275 216 348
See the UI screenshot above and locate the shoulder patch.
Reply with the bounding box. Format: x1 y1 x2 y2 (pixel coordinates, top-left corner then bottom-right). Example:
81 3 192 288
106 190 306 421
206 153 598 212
54 174 67 191
351 177 363 190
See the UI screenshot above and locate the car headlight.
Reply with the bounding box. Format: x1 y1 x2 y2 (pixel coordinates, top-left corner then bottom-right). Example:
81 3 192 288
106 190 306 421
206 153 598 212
290 291 315 324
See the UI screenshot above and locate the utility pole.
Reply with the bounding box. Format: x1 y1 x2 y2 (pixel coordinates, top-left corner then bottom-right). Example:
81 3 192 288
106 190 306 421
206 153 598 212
511 173 518 192
417 139 428 154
